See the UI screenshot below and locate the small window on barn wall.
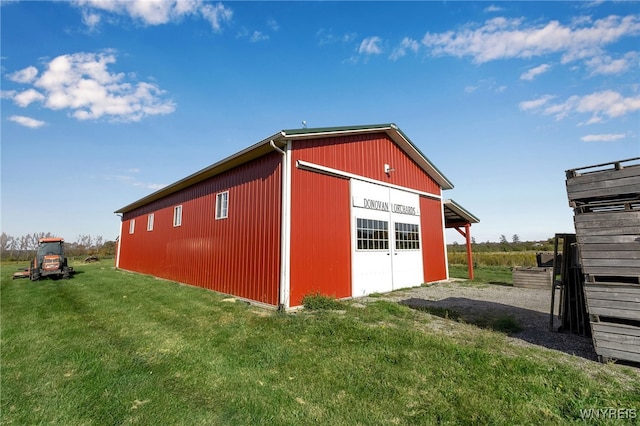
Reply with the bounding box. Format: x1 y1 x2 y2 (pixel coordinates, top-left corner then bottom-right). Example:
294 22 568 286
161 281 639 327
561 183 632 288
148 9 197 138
147 213 154 231
173 205 182 227
215 191 229 220
129 219 135 234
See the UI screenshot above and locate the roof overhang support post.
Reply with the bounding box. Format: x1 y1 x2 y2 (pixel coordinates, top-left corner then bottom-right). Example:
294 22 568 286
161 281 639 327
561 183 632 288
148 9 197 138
453 223 474 280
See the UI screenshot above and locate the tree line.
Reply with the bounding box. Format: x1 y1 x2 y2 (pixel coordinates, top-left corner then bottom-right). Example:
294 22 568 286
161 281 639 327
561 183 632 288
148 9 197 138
448 234 555 253
1 232 117 261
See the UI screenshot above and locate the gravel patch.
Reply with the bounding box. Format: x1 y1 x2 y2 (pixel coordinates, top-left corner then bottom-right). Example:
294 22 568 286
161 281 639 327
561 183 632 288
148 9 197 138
364 280 598 361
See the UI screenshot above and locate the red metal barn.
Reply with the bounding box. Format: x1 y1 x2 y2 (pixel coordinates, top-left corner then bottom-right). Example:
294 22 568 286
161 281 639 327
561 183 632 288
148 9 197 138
115 124 478 309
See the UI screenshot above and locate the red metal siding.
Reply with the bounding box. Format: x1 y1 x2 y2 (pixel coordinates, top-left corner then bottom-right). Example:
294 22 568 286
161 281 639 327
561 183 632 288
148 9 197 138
288 133 447 305
292 133 442 196
118 152 282 305
289 169 352 307
420 196 447 282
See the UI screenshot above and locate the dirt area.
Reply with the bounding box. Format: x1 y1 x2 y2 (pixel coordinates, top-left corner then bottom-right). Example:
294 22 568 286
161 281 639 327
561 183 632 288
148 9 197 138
363 279 599 361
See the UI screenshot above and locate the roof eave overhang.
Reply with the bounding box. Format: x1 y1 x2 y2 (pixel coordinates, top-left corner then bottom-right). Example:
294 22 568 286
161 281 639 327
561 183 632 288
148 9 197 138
444 199 480 226
115 132 286 214
115 123 455 214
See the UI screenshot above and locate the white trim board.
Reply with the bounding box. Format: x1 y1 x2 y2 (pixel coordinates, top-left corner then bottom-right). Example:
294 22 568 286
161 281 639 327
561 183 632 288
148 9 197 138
296 160 442 200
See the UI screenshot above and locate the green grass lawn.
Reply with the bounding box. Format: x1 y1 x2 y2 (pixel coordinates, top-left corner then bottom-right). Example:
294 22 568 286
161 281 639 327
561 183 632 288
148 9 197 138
449 264 514 285
2 261 639 425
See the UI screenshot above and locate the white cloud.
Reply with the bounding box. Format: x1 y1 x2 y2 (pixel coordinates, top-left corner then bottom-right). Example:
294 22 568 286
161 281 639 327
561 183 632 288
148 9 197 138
519 95 555 111
250 31 269 43
13 88 45 107
7 66 38 83
576 90 640 119
81 10 101 29
585 51 638 76
484 5 504 13
113 173 166 190
1 90 17 99
522 90 640 124
267 18 279 32
581 133 626 142
71 0 232 32
8 115 46 128
390 37 420 61
316 29 357 46
359 36 383 55
465 79 507 95
199 2 233 32
5 51 175 123
520 64 551 81
421 14 640 65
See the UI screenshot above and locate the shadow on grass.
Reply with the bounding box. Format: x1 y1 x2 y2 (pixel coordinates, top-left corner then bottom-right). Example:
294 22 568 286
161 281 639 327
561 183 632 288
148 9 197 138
401 297 597 361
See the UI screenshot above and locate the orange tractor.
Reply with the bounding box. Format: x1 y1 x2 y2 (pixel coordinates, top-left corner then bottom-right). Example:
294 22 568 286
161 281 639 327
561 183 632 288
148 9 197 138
29 237 72 281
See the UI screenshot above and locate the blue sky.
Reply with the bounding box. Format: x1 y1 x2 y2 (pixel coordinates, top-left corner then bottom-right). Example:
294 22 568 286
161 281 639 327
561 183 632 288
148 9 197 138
1 1 639 245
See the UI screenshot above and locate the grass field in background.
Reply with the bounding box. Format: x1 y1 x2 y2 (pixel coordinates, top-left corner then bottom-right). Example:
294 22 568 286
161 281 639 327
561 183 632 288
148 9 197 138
2 260 638 425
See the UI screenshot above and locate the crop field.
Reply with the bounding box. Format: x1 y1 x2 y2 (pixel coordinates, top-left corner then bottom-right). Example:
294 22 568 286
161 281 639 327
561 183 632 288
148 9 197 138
1 260 639 425
447 251 539 267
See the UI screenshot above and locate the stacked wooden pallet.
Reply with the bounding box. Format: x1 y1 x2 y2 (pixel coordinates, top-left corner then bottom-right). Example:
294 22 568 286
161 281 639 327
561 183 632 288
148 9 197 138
513 267 552 290
566 158 640 363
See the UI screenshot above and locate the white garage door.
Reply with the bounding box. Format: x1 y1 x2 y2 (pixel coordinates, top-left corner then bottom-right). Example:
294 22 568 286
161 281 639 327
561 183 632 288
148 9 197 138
351 179 423 297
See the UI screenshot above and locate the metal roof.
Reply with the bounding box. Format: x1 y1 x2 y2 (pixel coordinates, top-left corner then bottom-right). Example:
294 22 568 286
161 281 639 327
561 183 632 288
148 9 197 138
443 199 480 227
115 124 454 214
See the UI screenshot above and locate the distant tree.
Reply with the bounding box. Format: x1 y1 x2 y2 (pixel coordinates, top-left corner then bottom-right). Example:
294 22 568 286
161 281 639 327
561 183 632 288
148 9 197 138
499 235 508 244
512 234 521 243
99 240 117 257
1 232 15 260
471 237 477 245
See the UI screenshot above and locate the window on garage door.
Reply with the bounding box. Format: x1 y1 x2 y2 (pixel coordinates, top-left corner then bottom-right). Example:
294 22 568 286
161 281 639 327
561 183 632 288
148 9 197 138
394 222 420 250
356 218 389 250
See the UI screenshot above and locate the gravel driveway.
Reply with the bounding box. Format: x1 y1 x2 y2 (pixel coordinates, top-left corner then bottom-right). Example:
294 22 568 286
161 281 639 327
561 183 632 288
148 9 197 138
364 280 598 361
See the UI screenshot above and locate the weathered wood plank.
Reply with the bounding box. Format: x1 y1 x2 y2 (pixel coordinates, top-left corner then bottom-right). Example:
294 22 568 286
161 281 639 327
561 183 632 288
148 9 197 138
591 318 640 362
515 284 549 289
566 174 640 193
595 333 640 347
575 226 640 236
586 293 640 304
592 322 640 337
585 284 640 294
578 235 640 244
582 266 640 277
582 258 640 268
587 306 640 320
581 251 640 260
580 243 640 252
587 299 640 310
575 216 640 228
576 221 640 231
567 165 640 186
586 294 640 305
594 333 640 353
594 347 640 363
513 276 550 283
574 211 640 223
568 187 640 201
513 269 551 289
